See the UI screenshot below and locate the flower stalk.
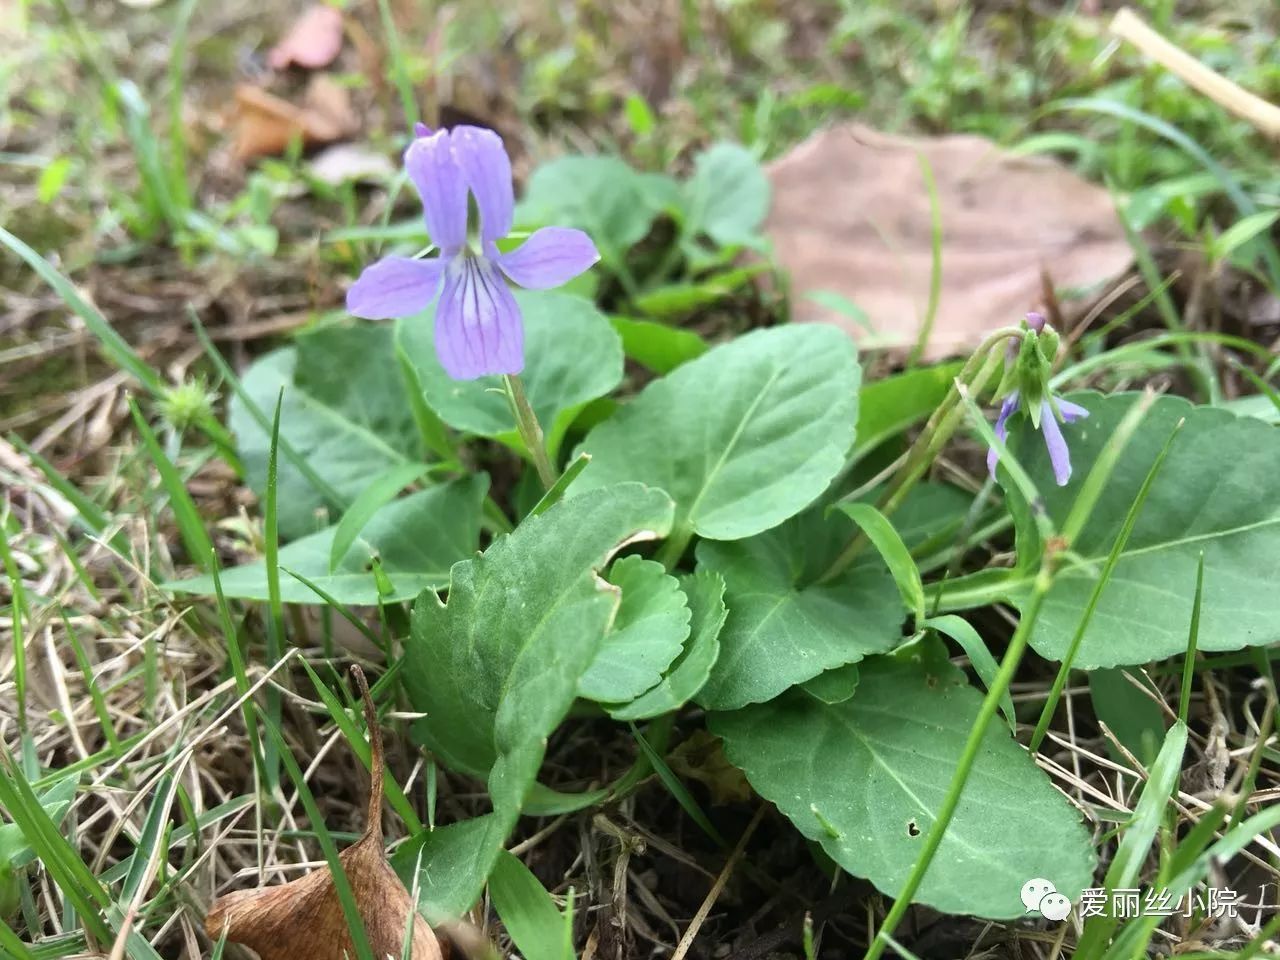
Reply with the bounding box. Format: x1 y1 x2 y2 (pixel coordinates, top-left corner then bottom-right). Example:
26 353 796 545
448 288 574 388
503 374 556 490
817 327 1020 584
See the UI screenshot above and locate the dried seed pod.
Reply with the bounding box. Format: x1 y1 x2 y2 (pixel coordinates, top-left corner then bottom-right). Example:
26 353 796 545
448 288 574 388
205 667 442 960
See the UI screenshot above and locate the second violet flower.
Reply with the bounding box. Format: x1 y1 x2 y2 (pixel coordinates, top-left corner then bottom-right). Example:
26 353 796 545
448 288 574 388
987 313 1089 487
347 124 600 380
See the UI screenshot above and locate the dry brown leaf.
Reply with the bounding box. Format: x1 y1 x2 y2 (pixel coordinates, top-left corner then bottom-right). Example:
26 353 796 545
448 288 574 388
232 76 358 161
667 731 752 806
269 4 346 71
766 123 1134 360
205 667 443 960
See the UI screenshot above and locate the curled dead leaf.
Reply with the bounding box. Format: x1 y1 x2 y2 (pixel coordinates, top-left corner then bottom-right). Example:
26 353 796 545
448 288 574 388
205 667 442 960
766 123 1134 360
269 4 346 71
232 75 358 161
667 731 752 806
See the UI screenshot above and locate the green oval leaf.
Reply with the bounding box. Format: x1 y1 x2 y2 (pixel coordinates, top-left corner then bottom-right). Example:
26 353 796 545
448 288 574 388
231 326 424 539
574 324 860 542
684 142 770 247
606 570 728 721
610 315 708 374
695 508 903 710
1007 393 1280 667
712 649 1096 919
405 483 675 782
518 156 659 261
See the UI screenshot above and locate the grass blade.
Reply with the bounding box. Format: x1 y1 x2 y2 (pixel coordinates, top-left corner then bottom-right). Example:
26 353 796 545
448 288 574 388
630 724 725 847
259 717 375 960
1030 397 1174 751
0 521 28 732
1076 720 1189 954
1178 552 1205 724
907 153 942 368
831 502 924 626
328 463 430 573
529 453 592 518
923 614 1016 732
489 850 575 960
261 390 286 790
297 659 422 834
0 748 112 943
128 396 215 573
0 226 162 393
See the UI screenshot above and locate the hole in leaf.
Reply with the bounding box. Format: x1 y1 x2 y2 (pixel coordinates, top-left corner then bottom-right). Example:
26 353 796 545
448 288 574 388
907 819 921 837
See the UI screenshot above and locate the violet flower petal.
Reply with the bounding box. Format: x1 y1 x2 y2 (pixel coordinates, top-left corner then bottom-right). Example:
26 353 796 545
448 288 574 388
450 126 514 243
1057 398 1091 424
434 257 524 379
495 227 600 290
405 131 467 254
346 256 445 320
1039 399 1073 486
986 392 1019 479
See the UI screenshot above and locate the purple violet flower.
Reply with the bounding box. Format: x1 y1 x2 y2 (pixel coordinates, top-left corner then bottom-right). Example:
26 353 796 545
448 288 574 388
346 125 600 380
987 391 1090 486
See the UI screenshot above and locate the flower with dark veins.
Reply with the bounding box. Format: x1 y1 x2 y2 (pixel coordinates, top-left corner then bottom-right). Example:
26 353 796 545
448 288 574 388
346 125 600 380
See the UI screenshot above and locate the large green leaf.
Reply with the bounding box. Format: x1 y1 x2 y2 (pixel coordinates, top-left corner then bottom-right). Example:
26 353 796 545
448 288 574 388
398 291 623 456
405 483 675 781
712 647 1096 919
230 325 423 539
518 156 660 261
684 143 770 247
578 556 691 704
606 570 727 721
1005 392 1280 666
167 477 487 604
695 508 903 710
573 325 859 542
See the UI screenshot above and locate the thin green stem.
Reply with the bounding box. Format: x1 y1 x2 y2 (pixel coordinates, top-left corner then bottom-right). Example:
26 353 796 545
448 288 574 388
906 154 943 368
819 330 1017 584
0 522 27 732
656 525 693 571
375 0 419 131
1178 553 1204 725
1030 400 1175 751
504 374 557 490
864 556 1056 960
